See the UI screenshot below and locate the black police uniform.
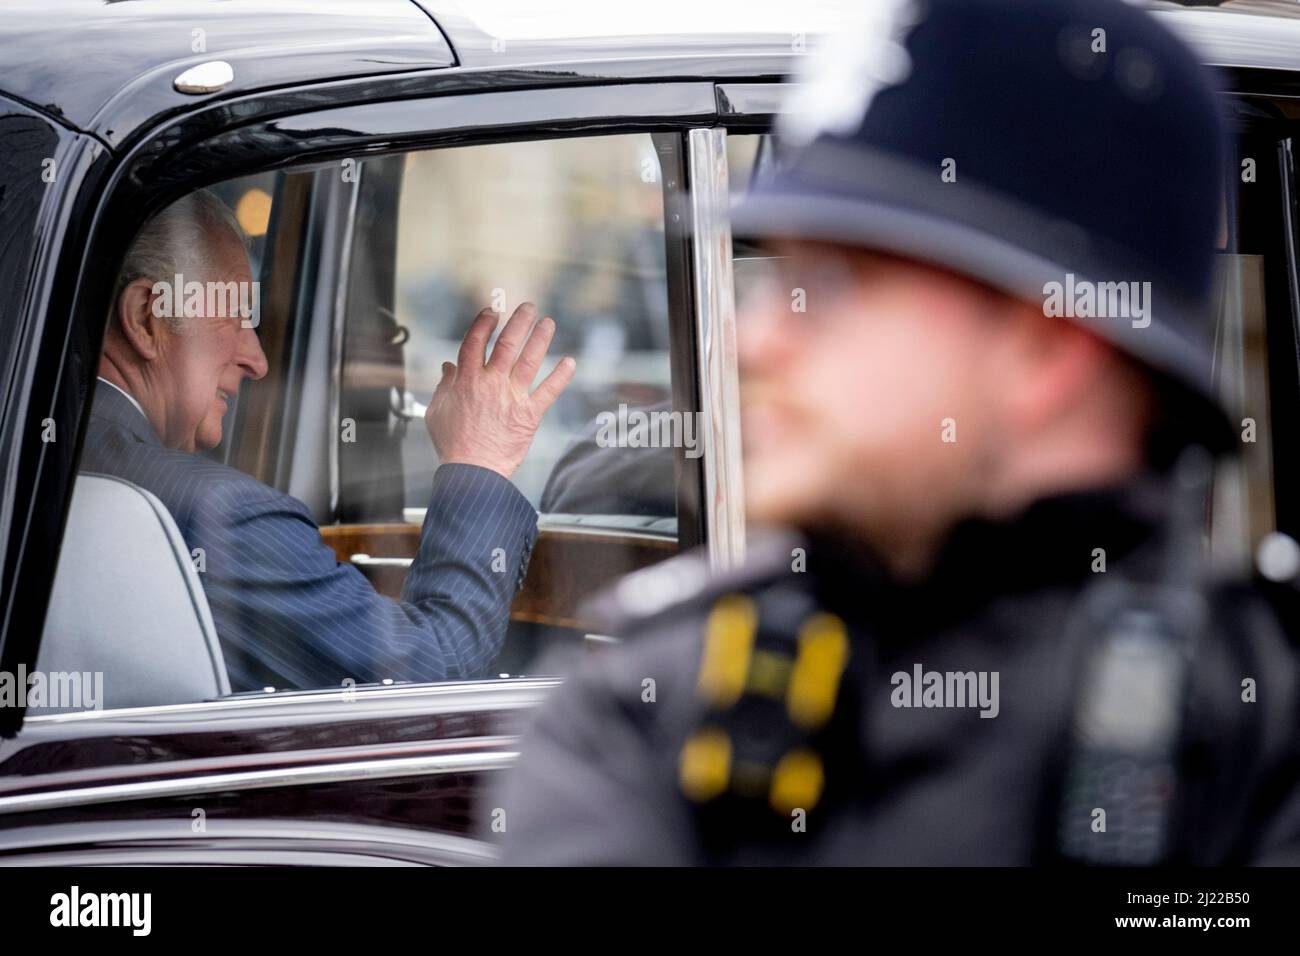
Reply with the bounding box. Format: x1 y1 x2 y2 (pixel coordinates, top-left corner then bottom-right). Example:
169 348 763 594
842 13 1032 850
494 0 1300 864
497 475 1300 865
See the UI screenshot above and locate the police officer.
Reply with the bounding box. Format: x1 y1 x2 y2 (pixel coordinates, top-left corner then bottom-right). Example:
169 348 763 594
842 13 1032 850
495 0 1300 865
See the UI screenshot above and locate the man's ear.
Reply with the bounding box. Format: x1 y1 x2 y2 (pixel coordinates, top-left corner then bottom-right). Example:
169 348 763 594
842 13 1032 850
115 277 165 361
1002 302 1109 432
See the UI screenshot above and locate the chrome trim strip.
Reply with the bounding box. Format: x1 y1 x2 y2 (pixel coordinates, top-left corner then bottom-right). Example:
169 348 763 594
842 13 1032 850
716 82 797 117
1278 138 1300 379
350 518 679 571
328 168 362 518
0 745 519 816
349 553 413 568
688 127 746 570
23 677 561 724
0 818 500 865
1156 9 1300 74
405 510 680 542
535 517 678 542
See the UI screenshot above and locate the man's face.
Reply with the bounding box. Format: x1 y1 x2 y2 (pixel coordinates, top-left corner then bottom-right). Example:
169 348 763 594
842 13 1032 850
147 232 268 452
738 241 1014 539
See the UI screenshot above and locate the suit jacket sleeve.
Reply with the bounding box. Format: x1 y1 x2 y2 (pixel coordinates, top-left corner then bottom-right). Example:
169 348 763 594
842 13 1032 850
191 462 537 690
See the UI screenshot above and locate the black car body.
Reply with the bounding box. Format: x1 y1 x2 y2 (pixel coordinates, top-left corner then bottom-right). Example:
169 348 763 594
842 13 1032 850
2 0 1300 865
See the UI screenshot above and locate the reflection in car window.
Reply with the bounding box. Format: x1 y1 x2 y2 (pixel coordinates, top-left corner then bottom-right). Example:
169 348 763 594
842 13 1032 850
388 135 675 518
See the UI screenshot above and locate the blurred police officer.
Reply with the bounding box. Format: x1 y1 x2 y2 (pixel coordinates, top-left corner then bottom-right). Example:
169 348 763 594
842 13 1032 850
495 0 1300 864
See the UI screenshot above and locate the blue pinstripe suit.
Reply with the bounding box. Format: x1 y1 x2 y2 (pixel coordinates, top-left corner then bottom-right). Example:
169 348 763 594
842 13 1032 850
79 381 538 693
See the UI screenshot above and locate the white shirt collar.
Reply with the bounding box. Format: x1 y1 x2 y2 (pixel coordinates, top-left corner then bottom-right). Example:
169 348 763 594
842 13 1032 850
96 376 147 421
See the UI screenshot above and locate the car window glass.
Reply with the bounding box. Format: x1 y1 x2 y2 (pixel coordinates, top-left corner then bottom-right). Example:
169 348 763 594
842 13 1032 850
389 134 676 520
50 127 696 712
341 134 684 679
49 131 688 712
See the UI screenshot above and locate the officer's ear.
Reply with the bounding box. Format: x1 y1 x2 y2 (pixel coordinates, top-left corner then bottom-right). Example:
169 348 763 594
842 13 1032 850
999 302 1111 433
114 277 167 362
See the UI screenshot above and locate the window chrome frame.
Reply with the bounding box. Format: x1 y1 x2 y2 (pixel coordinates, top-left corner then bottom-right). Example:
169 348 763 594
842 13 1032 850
329 169 362 519
687 127 747 570
18 675 559 725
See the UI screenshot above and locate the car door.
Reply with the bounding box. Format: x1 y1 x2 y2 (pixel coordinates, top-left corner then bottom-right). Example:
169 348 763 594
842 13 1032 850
0 79 747 864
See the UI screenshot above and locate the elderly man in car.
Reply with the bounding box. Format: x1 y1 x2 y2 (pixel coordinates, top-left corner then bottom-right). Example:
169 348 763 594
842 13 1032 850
84 189 574 692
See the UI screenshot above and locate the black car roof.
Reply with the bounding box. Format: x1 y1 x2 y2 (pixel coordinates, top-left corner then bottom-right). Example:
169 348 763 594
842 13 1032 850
4 0 1300 151
0 0 457 139
0 0 829 147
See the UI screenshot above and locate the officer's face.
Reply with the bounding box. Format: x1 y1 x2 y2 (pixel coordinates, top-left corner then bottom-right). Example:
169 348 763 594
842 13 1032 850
737 241 1028 550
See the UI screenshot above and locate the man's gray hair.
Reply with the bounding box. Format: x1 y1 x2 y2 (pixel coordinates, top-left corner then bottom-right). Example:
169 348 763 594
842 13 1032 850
112 189 249 326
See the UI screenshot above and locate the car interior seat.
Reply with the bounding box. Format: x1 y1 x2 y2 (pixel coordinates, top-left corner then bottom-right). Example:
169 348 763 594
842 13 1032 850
34 472 230 714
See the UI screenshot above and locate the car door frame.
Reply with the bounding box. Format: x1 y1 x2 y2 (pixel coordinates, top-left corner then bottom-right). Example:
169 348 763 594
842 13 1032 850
0 76 755 861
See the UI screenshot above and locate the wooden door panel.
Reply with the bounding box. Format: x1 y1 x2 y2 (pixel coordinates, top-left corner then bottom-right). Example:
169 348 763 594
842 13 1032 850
320 524 676 631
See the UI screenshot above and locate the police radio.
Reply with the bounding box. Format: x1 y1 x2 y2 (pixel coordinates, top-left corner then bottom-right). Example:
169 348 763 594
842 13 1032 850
1055 448 1212 865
